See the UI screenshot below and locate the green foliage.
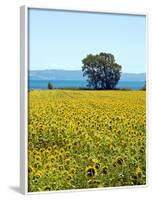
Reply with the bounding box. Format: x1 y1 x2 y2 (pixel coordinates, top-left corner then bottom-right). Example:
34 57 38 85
82 52 122 89
48 81 53 90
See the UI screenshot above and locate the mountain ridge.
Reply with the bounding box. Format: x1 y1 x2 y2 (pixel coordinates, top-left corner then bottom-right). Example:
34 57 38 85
29 69 146 82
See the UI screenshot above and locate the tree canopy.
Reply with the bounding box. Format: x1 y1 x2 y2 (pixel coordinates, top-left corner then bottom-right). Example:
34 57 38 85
82 52 122 89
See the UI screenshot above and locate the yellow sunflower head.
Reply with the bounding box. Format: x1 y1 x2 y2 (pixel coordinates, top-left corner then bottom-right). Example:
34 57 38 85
85 166 97 178
28 166 34 174
136 166 143 178
116 156 124 165
43 163 52 171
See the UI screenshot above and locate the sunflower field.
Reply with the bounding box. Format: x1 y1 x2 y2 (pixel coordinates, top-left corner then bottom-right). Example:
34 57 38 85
28 90 146 192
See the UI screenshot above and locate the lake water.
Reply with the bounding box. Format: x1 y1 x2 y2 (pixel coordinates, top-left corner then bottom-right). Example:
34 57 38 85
29 80 145 90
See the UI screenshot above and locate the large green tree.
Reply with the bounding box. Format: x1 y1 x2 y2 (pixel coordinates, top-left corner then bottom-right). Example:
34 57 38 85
82 52 122 89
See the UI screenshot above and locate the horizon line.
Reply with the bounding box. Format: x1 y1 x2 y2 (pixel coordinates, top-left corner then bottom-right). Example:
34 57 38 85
29 69 146 74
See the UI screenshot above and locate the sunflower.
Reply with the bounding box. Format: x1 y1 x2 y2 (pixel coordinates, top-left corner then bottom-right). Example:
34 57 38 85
66 174 73 181
59 148 65 154
69 167 76 175
33 161 42 169
28 166 34 174
54 149 60 156
116 156 124 165
58 165 64 171
43 163 52 171
136 166 143 178
42 186 52 191
112 161 117 167
47 146 52 151
33 171 43 180
39 148 45 153
85 166 97 178
35 155 41 162
94 160 100 167
101 166 108 175
65 158 71 166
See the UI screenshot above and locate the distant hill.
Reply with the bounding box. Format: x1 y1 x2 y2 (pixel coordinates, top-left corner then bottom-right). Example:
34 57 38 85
120 73 146 82
29 69 146 82
29 70 84 81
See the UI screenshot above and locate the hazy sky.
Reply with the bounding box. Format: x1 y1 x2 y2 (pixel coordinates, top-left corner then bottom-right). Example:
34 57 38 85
29 8 146 73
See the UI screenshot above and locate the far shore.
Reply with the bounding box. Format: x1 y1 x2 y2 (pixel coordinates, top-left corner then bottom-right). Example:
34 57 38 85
28 87 146 91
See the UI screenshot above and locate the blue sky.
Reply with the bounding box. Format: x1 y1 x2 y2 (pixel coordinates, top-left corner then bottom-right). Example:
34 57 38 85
29 8 146 73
